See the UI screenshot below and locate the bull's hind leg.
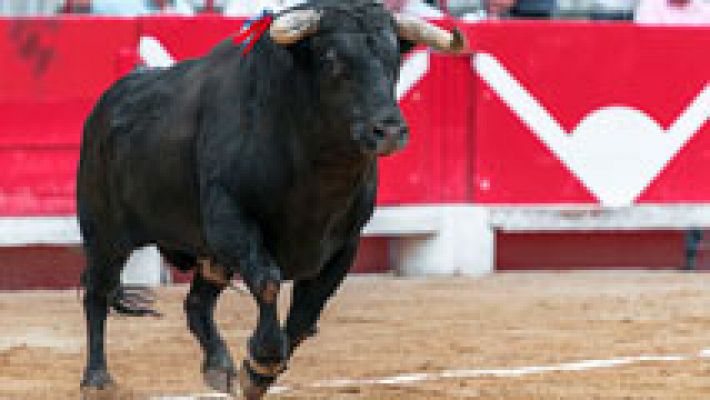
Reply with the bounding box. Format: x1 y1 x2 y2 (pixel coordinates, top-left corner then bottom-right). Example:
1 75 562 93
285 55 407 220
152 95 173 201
184 264 236 393
285 239 357 355
81 247 130 390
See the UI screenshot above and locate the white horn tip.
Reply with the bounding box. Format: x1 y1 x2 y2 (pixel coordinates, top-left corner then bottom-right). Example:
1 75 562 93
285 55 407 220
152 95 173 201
270 9 322 45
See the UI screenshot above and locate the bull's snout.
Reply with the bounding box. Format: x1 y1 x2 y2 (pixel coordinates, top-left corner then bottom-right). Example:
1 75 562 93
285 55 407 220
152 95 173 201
368 115 409 156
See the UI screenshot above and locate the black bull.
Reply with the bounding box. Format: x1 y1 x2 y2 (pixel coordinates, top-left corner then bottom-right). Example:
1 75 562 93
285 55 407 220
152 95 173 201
77 1 464 398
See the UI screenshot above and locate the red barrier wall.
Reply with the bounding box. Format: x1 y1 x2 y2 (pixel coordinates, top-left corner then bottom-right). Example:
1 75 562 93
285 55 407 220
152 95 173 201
379 52 475 204
2 19 708 216
467 23 710 206
1 18 709 286
497 231 687 271
0 16 474 215
0 17 139 215
138 15 241 59
0 245 84 289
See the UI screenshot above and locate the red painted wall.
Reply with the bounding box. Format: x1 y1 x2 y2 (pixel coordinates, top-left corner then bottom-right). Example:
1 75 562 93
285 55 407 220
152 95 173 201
0 246 84 290
2 19 709 215
0 18 138 215
496 231 688 271
467 23 710 205
1 18 709 288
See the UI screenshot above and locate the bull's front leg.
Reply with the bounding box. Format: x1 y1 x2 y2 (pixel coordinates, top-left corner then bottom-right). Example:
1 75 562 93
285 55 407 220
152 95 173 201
203 188 288 399
285 239 357 354
239 265 286 400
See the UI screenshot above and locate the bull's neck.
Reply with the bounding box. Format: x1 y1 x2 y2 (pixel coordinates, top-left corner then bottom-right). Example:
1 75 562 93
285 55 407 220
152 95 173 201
306 150 375 211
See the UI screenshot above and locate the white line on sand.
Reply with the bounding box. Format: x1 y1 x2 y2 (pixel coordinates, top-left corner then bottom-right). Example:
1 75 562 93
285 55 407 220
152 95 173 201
153 349 710 399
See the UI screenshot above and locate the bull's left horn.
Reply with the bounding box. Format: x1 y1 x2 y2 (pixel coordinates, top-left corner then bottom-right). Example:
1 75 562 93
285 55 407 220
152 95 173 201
394 14 466 53
270 9 322 45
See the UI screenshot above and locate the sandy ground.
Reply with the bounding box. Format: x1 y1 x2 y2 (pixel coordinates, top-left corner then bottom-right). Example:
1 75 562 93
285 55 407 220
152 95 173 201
2 272 710 399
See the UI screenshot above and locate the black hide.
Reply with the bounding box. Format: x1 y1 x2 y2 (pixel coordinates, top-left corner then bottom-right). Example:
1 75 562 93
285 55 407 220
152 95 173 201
77 0 410 281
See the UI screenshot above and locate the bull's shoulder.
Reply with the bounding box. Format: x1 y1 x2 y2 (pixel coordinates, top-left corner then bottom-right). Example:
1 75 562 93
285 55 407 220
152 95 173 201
101 53 207 100
105 59 202 103
95 58 205 132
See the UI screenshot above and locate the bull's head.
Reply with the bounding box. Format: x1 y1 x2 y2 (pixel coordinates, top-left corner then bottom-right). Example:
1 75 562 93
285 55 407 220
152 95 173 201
267 3 466 157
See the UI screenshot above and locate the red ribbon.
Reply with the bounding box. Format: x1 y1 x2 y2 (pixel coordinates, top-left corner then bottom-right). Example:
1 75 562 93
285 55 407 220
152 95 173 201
233 14 275 56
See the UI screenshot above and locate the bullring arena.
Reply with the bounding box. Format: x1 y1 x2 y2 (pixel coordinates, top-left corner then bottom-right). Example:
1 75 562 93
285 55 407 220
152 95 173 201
1 1 710 399
2 273 710 399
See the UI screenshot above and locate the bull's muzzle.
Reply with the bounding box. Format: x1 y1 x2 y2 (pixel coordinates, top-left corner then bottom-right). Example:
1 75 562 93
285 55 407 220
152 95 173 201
357 111 409 156
371 119 409 156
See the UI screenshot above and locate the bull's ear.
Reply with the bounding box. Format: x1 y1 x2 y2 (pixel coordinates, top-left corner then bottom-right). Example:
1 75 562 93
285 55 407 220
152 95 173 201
399 38 416 55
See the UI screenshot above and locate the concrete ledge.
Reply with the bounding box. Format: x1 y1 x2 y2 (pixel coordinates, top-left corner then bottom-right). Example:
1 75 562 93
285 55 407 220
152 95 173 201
0 207 495 278
0 217 81 247
490 205 710 231
364 205 493 276
4 204 708 279
363 206 441 236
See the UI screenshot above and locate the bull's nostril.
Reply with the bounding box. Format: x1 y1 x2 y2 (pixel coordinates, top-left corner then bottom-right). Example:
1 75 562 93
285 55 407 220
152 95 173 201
373 127 387 141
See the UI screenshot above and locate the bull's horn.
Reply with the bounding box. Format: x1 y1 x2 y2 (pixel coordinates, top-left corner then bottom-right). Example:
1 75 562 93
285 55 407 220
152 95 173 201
394 14 466 53
270 9 322 45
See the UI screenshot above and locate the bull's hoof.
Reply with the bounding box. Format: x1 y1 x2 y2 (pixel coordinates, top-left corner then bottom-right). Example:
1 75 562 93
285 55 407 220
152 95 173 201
203 368 236 394
80 369 119 400
202 351 237 393
239 367 269 400
80 369 115 390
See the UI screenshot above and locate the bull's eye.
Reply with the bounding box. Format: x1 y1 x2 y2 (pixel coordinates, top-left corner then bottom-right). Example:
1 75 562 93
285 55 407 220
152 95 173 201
322 48 337 62
321 49 347 78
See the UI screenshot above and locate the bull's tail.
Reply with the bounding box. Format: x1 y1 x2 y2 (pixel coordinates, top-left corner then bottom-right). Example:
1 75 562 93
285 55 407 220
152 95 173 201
110 286 163 318
77 271 162 317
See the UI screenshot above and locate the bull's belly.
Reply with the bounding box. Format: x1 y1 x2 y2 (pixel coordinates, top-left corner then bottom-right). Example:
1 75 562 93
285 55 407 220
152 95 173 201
273 235 347 280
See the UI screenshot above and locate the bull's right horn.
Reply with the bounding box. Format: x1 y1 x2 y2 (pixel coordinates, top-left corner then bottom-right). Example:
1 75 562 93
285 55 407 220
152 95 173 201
394 14 466 53
270 9 322 45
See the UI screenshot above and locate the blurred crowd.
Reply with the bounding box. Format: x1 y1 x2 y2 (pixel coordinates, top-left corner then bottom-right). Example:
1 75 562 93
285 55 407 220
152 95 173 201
0 0 708 24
